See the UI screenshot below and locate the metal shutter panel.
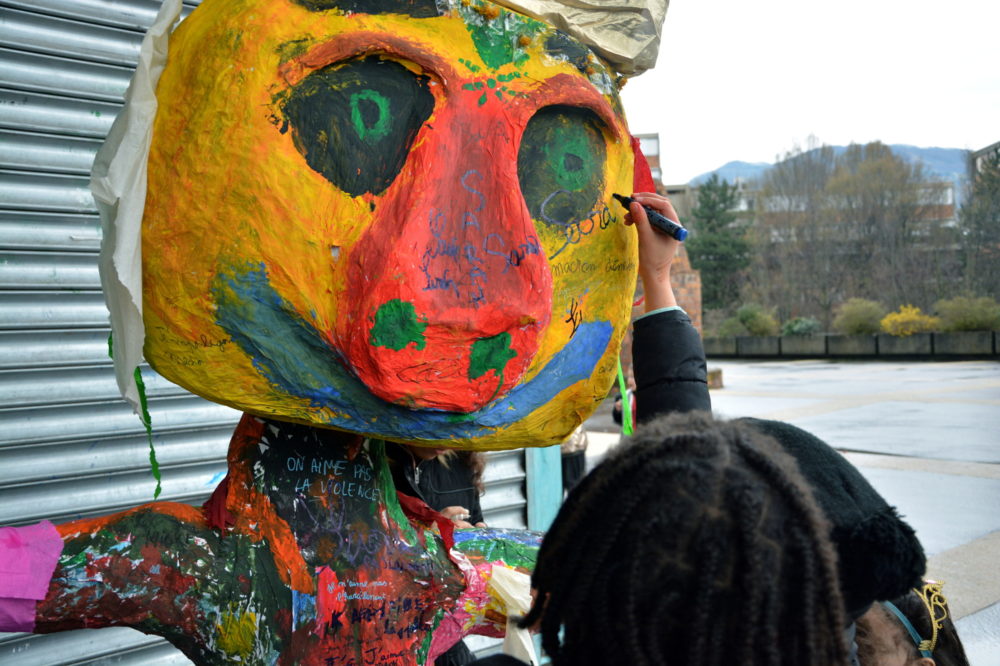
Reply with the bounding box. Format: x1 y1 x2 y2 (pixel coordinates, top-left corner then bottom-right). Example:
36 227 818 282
0 2 231 663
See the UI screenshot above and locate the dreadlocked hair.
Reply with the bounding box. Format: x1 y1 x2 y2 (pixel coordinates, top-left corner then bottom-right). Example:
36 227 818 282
521 411 849 666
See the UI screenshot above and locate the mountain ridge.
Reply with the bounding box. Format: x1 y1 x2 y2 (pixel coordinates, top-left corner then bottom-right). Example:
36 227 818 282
687 145 969 197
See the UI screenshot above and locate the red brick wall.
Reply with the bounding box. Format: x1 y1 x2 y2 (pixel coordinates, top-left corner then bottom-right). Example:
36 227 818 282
670 245 703 333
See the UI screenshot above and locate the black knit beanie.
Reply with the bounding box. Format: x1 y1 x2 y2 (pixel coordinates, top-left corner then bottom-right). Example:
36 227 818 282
741 418 926 620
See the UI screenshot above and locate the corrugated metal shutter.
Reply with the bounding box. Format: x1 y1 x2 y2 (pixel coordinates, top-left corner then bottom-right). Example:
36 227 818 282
0 1 528 663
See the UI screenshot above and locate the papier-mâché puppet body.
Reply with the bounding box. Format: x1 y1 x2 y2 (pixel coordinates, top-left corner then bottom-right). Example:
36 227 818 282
0 0 667 662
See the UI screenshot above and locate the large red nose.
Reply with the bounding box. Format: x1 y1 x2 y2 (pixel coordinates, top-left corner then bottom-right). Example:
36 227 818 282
336 116 551 413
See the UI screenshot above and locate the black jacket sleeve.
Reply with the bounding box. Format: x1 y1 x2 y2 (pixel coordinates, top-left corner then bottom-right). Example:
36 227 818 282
632 309 711 424
469 488 484 526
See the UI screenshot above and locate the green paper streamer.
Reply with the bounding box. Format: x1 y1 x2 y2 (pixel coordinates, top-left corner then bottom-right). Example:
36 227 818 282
133 367 162 499
616 357 633 436
109 333 162 499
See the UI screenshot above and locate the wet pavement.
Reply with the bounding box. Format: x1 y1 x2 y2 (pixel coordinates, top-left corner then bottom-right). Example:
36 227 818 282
584 358 1000 665
711 360 1000 464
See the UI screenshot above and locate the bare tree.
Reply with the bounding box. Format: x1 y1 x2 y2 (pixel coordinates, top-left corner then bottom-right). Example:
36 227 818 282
747 143 842 325
960 150 1000 298
747 141 959 327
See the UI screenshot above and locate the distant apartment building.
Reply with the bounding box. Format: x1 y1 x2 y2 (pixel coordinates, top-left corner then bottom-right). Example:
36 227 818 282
915 182 958 233
661 178 755 224
661 183 696 220
635 133 663 184
634 132 692 213
674 162 957 237
753 179 957 241
970 140 1000 173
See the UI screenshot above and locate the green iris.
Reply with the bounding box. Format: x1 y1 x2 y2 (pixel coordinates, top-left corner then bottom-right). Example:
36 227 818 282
350 89 391 143
518 106 607 226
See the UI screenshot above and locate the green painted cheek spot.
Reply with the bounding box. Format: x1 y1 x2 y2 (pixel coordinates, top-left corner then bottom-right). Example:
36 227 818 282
350 89 391 143
370 299 427 351
468 333 517 380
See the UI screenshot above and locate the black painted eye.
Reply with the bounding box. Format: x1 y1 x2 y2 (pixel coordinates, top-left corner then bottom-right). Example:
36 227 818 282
517 106 607 226
282 57 434 197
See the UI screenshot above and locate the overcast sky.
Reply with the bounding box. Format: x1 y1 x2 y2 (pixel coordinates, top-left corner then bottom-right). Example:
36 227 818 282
620 0 1000 184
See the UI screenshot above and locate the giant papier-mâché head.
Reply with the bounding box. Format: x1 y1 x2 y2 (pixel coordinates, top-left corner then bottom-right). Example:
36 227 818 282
140 0 645 449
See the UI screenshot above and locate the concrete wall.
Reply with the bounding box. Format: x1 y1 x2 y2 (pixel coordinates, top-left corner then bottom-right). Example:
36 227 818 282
780 336 827 356
828 335 878 356
878 333 933 355
935 331 995 356
704 332 999 359
703 337 737 357
736 336 780 356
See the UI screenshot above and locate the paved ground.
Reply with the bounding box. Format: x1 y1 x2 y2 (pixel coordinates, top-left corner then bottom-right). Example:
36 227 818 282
584 359 1000 666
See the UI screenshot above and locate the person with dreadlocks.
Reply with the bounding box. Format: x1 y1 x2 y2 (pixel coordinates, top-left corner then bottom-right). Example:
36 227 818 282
625 192 926 663
473 196 848 665
526 410 852 665
472 191 927 665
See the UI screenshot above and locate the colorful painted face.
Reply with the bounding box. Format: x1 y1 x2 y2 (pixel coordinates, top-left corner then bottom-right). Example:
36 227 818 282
142 0 637 449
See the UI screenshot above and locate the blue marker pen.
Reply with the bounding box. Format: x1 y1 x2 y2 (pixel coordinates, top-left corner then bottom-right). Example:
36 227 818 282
613 194 688 242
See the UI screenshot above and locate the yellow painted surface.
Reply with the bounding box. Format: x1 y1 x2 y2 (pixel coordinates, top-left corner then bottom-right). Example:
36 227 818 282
143 0 636 449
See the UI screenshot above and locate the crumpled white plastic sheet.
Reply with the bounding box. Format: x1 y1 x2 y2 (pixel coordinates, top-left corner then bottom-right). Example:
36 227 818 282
91 0 182 415
493 0 669 76
488 565 539 666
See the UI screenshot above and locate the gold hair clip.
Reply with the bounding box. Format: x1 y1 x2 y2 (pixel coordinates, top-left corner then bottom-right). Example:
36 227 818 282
915 580 949 654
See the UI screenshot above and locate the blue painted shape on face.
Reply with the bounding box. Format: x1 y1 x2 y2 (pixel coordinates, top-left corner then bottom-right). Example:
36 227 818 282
214 265 345 402
212 263 612 441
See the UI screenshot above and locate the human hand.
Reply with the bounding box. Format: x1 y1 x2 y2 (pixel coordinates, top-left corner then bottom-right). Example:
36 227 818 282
623 192 682 311
440 505 474 529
